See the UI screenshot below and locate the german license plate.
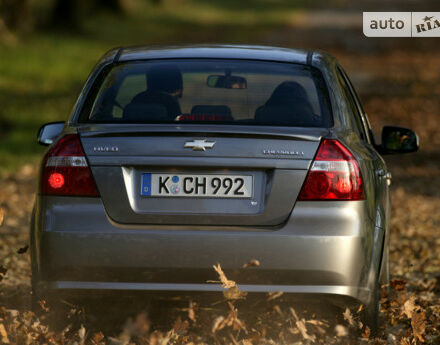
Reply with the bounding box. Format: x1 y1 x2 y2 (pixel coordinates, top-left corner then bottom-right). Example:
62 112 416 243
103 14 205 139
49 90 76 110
141 173 253 198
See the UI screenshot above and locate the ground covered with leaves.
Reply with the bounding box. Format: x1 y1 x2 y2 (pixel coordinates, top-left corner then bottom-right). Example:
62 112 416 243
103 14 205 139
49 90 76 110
0 46 439 345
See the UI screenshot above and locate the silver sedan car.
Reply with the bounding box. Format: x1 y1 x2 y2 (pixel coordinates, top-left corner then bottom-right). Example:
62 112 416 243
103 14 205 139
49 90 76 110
31 45 418 330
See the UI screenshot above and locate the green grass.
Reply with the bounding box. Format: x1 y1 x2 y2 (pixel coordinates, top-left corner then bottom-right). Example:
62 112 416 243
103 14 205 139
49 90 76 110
0 0 329 171
0 35 103 170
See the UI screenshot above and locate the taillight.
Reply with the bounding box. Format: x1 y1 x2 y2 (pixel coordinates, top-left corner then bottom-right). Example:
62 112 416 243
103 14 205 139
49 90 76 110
298 139 364 201
41 134 99 196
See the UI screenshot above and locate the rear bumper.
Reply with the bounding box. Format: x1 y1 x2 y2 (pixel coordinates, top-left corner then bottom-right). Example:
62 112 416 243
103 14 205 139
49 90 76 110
32 197 383 307
41 281 369 305
39 281 369 311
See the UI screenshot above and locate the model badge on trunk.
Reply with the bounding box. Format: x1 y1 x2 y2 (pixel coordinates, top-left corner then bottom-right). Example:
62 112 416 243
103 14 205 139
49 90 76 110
262 149 304 156
184 139 216 151
93 146 119 152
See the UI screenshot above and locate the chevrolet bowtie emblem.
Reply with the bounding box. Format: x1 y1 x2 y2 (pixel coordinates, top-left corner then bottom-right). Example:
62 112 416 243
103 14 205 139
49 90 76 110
184 139 216 151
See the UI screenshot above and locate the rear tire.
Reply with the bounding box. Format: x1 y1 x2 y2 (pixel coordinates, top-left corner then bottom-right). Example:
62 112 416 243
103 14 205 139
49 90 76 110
31 273 50 314
364 281 379 335
379 244 390 286
31 265 63 316
30 255 42 313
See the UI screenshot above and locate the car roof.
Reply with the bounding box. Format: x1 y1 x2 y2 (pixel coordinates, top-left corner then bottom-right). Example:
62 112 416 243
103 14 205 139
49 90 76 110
114 44 313 64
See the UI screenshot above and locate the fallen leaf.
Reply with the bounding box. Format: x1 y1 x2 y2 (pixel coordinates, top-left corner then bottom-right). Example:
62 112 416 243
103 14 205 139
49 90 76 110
306 319 327 335
5 310 18 318
212 263 236 289
223 285 247 300
224 302 247 333
172 317 189 335
157 329 173 345
273 304 283 316
390 279 407 291
361 326 370 339
133 312 150 336
343 308 355 327
228 331 239 345
288 327 299 335
267 291 283 301
242 259 260 268
211 316 225 333
0 208 4 226
289 307 299 322
402 296 417 319
92 332 104 343
306 319 325 326
38 300 50 313
296 319 315 342
399 337 411 345
78 324 86 345
411 309 426 343
17 245 29 254
334 324 348 337
188 301 196 322
0 323 9 344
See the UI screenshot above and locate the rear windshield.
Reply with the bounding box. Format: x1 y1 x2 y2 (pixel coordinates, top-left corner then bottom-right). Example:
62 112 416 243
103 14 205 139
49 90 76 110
79 59 332 127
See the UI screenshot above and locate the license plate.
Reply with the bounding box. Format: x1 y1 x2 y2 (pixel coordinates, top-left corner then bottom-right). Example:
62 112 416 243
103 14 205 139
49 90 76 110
141 173 253 198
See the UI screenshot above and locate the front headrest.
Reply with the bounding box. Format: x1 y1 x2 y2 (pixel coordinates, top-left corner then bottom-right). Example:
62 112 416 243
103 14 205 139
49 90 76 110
147 64 183 93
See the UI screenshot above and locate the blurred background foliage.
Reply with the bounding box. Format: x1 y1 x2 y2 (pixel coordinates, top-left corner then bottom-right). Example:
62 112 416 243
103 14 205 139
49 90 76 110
0 2 440 342
0 0 332 171
0 0 438 171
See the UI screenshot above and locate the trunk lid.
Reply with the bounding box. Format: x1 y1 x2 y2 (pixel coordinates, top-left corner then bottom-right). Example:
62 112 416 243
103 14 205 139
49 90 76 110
79 124 327 226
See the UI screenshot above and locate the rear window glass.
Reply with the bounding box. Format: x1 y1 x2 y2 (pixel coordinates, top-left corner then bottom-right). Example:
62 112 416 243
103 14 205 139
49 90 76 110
79 59 332 127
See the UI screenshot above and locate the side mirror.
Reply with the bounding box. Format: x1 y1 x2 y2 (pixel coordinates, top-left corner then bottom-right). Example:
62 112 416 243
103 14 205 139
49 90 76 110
380 126 419 154
38 122 65 145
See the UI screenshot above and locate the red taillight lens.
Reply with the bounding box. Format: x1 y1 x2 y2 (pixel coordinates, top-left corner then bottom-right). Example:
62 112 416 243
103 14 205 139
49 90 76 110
48 172 65 189
41 134 99 197
298 139 365 201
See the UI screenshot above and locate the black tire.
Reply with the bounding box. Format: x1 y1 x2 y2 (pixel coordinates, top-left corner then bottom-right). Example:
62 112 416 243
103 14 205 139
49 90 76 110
364 281 379 336
30 247 42 314
31 264 62 316
30 271 50 314
30 292 41 314
379 243 390 286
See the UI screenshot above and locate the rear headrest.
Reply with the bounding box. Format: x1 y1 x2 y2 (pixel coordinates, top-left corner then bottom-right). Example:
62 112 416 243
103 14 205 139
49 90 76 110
265 81 310 106
255 100 317 126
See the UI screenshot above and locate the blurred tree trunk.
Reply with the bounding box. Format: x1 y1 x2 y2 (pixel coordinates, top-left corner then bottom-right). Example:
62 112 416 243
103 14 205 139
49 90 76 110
0 0 30 31
96 0 125 13
0 17 16 44
50 0 78 29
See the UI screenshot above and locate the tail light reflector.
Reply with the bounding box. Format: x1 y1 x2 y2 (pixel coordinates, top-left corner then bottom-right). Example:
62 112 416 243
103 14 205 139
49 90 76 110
298 139 365 201
41 134 99 196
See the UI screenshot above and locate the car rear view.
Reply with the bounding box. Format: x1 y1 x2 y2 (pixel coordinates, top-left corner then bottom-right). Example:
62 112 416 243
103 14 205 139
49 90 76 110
31 46 384 329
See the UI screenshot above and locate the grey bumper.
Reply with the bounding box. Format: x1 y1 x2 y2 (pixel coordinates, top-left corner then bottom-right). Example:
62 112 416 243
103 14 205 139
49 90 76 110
33 197 383 307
